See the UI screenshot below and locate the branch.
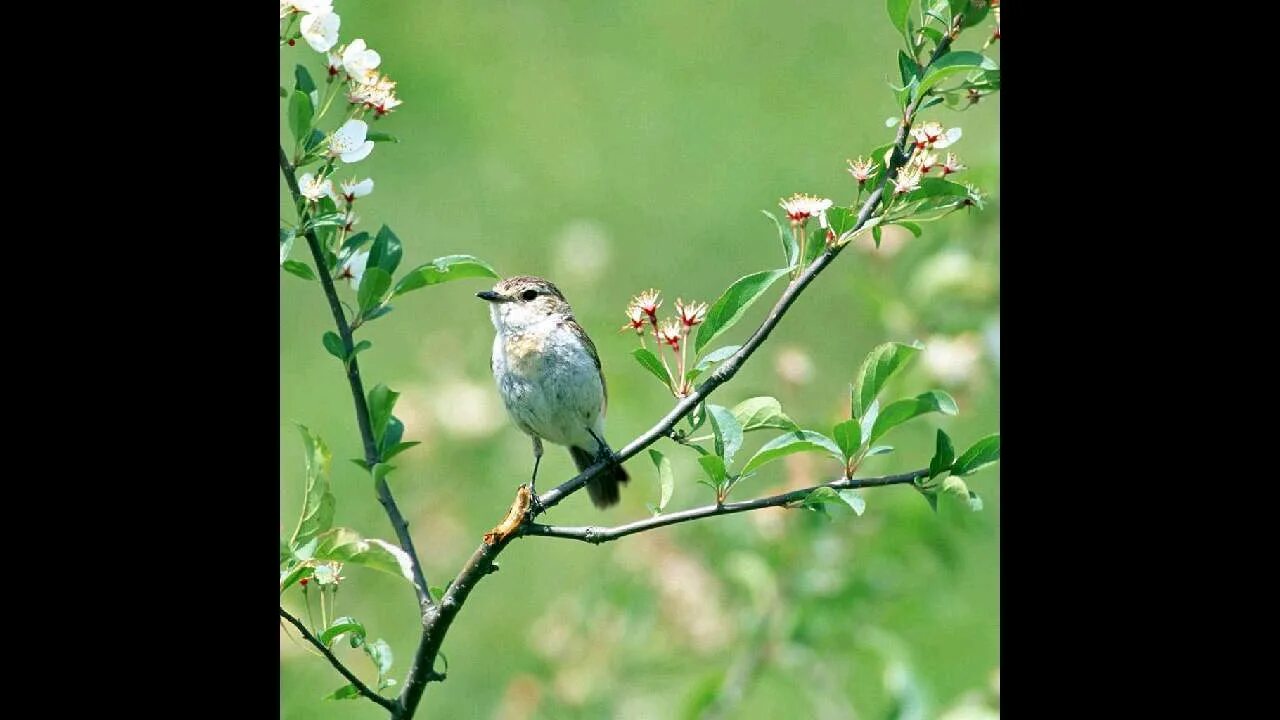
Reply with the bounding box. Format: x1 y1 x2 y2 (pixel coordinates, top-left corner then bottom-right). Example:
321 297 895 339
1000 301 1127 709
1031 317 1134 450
279 147 435 618
279 607 399 714
524 469 925 544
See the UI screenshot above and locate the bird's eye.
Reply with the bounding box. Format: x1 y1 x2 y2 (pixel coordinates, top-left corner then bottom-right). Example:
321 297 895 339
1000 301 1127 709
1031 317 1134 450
521 289 539 301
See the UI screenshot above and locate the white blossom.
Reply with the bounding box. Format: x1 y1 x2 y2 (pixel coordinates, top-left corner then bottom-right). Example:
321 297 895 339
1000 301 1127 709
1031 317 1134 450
299 12 339 53
328 119 375 163
341 39 382 83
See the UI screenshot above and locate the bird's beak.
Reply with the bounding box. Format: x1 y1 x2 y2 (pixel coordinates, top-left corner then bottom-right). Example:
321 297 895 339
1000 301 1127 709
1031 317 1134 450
476 290 509 303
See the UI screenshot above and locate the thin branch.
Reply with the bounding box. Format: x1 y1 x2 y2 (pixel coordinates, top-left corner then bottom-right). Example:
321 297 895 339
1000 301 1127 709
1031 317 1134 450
524 469 925 544
279 147 435 618
279 607 399 714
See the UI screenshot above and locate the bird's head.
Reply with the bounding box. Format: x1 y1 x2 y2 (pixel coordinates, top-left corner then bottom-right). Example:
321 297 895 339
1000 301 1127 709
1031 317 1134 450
477 275 572 333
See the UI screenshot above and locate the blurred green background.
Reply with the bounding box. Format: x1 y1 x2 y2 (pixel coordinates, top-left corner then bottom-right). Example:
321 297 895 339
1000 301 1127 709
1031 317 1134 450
281 1 999 718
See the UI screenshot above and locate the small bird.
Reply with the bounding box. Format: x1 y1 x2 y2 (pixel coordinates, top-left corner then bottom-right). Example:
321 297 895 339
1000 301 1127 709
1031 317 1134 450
477 275 630 508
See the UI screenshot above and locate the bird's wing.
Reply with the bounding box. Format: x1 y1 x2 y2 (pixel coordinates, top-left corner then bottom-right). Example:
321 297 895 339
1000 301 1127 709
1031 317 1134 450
562 316 606 413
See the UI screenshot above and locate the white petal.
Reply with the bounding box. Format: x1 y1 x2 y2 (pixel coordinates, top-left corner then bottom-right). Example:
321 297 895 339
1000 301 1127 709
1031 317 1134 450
352 178 373 197
341 141 375 163
300 13 340 53
934 127 963 149
329 119 369 155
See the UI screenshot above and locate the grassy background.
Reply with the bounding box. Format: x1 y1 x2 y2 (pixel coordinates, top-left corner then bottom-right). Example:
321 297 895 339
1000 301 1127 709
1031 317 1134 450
281 1 999 718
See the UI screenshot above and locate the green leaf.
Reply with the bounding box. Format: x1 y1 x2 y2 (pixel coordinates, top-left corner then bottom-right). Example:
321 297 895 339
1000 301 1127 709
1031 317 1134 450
325 684 361 701
688 345 741 381
832 419 862 461
382 441 421 461
364 638 394 676
378 416 405 456
763 210 798 269
920 25 944 48
886 0 913 47
280 538 293 567
803 226 826 267
312 528 416 583
741 430 844 475
707 404 743 467
872 224 883 247
928 429 955 479
649 449 674 512
893 221 922 238
898 50 919 86
280 229 295 264
632 348 671 387
952 434 1000 476
730 397 798 433
869 390 958 443
304 128 325 152
341 231 370 254
280 85 288 98
289 425 335 551
838 489 867 516
851 342 923 419
322 331 345 361
305 212 347 230
918 51 998 97
294 64 316 95
366 131 400 143
826 206 857 238
280 564 313 594
363 305 394 323
698 455 727 486
288 90 313 144
319 617 366 647
367 225 403 275
958 0 991 28
393 255 500 296
351 339 373 359
695 269 789 354
366 384 399 446
357 267 393 314
859 399 880 443
903 177 969 203
866 445 895 456
282 260 316 281
802 486 866 517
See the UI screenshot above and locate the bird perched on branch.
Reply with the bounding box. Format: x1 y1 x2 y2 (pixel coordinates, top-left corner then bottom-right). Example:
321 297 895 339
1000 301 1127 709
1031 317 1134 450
477 276 629 508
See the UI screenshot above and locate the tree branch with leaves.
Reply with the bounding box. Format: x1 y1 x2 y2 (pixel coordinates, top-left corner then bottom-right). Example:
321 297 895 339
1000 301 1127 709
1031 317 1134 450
279 1 1001 718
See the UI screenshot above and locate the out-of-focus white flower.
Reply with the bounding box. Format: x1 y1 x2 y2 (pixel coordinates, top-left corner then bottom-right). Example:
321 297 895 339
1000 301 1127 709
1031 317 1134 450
280 1 293 19
922 334 983 386
328 119 375 163
340 39 381 84
774 346 814 385
340 177 373 202
299 12 340 53
916 151 939 173
779 193 833 226
298 173 332 202
429 378 505 437
338 249 368 289
621 303 645 334
342 210 359 232
326 51 342 78
552 219 611 284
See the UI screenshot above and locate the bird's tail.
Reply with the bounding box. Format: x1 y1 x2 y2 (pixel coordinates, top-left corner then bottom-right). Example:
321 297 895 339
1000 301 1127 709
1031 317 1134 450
569 443 629 509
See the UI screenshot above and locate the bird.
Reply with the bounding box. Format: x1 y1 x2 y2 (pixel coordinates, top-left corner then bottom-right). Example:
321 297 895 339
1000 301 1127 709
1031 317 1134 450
477 275 630 508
